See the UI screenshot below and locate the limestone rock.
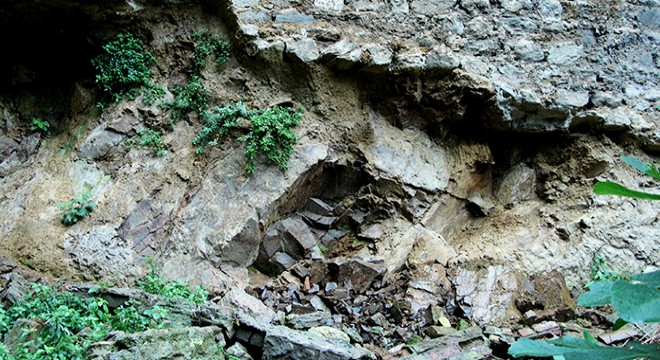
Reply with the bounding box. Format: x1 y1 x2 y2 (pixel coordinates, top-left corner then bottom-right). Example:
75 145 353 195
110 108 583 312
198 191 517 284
362 117 449 192
410 0 455 16
286 38 321 63
401 326 491 359
308 326 351 342
86 326 225 360
78 128 125 160
262 325 376 359
314 0 344 12
361 44 392 72
453 266 521 326
495 163 536 207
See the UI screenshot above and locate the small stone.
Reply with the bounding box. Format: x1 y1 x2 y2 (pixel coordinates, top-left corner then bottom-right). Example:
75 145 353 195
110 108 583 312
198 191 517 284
425 325 457 338
598 327 639 345
275 8 315 23
286 38 321 63
532 321 559 333
308 326 351 342
305 198 334 216
226 343 254 360
361 44 393 72
547 43 583 65
343 327 363 343
368 313 388 327
274 252 297 270
518 327 535 337
287 311 332 330
309 296 330 312
325 282 337 292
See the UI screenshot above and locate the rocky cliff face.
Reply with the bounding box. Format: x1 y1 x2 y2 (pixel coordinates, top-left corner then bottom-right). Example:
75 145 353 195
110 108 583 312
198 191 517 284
0 0 658 354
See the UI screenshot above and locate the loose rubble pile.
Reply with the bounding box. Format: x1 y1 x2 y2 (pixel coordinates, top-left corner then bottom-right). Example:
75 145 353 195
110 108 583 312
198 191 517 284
3 254 649 360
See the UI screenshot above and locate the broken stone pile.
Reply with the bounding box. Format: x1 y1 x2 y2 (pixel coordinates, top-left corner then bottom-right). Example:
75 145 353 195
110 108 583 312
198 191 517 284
0 256 647 359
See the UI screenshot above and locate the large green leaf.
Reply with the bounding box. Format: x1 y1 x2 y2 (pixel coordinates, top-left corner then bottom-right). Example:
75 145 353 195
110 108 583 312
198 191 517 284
508 337 660 359
593 181 660 200
631 270 660 287
579 277 660 323
621 156 660 180
578 281 614 307
610 281 660 323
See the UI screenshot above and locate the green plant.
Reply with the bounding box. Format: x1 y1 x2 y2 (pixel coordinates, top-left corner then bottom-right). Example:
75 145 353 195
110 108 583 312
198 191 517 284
142 84 166 106
29 118 50 133
509 271 660 359
161 77 209 121
192 102 249 154
127 128 167 157
509 156 660 359
238 106 302 174
0 283 162 359
193 103 302 174
589 256 624 286
55 192 96 226
135 258 208 304
593 156 660 200
92 33 160 103
191 30 231 76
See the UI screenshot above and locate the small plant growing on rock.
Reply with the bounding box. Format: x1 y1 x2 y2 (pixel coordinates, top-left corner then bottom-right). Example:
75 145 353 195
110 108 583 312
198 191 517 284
127 128 167 157
589 256 624 286
92 33 161 103
56 191 96 226
160 31 230 122
136 258 208 304
29 117 50 133
193 103 302 174
239 105 302 174
192 102 249 154
161 77 209 121
191 30 231 76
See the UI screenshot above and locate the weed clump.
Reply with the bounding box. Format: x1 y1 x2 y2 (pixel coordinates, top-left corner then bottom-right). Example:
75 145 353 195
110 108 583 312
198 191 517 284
92 33 161 103
127 128 167 157
193 102 302 174
56 192 96 226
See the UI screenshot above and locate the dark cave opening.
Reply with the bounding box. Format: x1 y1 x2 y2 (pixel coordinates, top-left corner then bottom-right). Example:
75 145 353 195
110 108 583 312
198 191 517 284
0 9 97 93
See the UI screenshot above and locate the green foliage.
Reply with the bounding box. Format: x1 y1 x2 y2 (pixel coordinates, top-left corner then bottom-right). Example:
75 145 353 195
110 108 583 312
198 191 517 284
589 256 624 284
593 156 660 200
55 192 96 226
238 106 302 174
161 77 209 121
191 30 231 76
509 156 660 359
192 102 250 154
193 103 302 174
142 84 166 106
127 128 167 157
0 283 163 359
578 270 660 324
92 33 159 103
135 259 208 304
508 334 658 360
29 118 50 133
